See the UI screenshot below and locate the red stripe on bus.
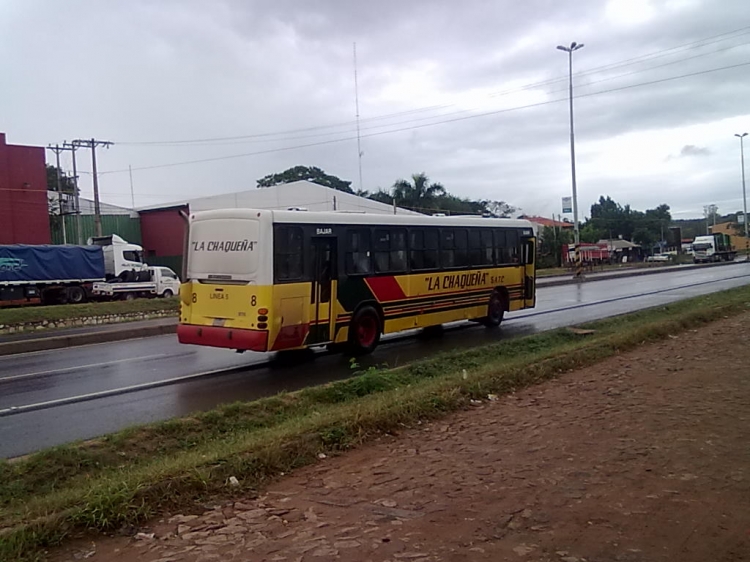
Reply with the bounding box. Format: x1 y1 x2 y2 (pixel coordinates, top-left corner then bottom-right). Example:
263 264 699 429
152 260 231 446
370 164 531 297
271 323 310 351
178 325 268 352
365 276 407 302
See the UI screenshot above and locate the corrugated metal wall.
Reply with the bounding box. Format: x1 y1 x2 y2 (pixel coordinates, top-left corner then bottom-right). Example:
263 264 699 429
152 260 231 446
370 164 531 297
50 215 142 245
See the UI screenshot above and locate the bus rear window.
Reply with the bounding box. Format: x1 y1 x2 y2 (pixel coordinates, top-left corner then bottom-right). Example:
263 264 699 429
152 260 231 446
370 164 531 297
188 218 260 281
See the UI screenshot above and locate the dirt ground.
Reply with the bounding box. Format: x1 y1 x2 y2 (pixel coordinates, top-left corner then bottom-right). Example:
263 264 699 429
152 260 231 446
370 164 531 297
54 312 750 562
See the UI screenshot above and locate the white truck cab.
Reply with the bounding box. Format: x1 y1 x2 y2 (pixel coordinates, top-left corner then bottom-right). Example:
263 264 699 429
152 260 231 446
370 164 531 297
88 234 148 279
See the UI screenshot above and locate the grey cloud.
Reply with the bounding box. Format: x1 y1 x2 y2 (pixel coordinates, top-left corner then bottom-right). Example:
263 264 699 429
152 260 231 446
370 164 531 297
1 0 749 219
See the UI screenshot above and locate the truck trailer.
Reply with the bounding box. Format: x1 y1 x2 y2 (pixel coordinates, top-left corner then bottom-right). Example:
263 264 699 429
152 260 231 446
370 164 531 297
0 235 146 305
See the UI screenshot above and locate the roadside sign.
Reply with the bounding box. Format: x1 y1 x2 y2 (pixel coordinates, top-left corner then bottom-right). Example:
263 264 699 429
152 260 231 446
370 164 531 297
739 213 746 225
562 197 572 214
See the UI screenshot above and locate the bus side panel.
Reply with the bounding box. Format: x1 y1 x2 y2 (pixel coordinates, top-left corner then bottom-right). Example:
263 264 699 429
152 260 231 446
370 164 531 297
270 282 311 351
333 265 529 339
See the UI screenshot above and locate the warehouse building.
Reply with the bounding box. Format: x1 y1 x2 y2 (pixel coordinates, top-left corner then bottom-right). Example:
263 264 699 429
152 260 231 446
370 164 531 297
0 133 49 244
138 180 419 274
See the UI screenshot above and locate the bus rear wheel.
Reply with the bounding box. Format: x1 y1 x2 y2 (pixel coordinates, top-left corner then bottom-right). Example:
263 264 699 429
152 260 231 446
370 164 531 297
482 290 505 327
348 306 381 355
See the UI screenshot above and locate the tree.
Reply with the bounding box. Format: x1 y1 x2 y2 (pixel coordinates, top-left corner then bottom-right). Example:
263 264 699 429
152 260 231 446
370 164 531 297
579 221 604 243
256 166 354 193
481 200 517 218
539 225 573 267
392 172 446 212
632 227 657 249
46 164 78 217
46 164 77 195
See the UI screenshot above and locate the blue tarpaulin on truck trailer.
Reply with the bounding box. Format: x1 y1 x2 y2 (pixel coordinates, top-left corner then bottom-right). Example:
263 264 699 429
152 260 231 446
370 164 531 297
0 245 106 283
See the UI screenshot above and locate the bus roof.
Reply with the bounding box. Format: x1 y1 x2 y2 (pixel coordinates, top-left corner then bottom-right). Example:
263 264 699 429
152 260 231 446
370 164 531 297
191 208 535 231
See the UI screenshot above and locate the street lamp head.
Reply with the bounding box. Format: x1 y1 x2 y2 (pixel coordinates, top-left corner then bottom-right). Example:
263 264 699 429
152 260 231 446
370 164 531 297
573 43 585 51
736 132 748 138
556 45 569 52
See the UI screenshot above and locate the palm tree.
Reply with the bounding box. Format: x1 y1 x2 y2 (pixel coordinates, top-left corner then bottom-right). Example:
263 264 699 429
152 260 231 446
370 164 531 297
392 173 445 212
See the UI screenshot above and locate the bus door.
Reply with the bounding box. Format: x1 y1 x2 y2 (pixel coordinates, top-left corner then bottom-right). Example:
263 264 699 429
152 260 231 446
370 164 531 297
522 235 536 309
308 237 337 345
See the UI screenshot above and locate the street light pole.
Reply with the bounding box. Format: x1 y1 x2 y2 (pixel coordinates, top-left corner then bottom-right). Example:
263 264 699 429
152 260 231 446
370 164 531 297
734 133 749 259
557 41 584 276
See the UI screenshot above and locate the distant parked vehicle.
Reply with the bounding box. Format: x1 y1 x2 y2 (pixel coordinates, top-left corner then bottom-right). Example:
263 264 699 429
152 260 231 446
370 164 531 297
92 266 181 301
692 234 736 263
646 253 671 262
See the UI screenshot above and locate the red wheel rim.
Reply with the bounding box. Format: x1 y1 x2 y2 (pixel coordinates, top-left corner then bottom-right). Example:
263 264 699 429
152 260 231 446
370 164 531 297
356 315 377 347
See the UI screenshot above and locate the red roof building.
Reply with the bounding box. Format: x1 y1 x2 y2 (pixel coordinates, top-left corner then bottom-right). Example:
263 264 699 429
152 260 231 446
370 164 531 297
0 133 50 244
519 215 575 230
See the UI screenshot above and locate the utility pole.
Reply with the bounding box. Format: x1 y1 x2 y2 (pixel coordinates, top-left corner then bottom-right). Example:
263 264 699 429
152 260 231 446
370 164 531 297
557 41 585 278
735 133 749 259
47 144 78 244
63 142 83 244
353 42 364 194
71 138 113 237
128 164 136 209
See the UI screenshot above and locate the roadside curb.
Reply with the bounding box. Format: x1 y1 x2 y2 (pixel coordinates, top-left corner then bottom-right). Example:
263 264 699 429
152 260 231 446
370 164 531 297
537 260 743 288
0 321 178 357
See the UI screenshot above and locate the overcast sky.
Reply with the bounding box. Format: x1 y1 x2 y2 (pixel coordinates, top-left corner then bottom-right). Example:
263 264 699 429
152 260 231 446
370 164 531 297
1 0 749 219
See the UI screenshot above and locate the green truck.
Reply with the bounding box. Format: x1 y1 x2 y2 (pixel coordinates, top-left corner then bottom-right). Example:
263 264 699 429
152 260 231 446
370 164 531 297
692 233 736 263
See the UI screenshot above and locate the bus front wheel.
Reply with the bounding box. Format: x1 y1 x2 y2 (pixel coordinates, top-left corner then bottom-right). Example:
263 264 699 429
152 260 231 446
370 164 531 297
482 291 505 327
348 306 381 355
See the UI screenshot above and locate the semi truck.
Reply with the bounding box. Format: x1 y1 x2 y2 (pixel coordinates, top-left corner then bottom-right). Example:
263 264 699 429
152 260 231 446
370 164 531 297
0 234 147 306
692 233 736 263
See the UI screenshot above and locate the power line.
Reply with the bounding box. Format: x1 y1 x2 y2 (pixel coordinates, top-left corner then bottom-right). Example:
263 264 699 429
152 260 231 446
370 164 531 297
98 60 750 176
114 25 750 147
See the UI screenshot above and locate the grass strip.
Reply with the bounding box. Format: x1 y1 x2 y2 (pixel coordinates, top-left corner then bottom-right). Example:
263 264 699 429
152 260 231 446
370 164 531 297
1 284 749 561
0 298 179 327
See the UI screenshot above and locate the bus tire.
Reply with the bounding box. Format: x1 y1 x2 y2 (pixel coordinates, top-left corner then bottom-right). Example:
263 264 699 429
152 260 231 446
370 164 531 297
482 290 505 328
348 306 381 355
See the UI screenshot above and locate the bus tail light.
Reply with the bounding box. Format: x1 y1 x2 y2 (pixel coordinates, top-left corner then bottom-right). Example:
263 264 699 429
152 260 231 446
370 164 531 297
258 308 268 315
258 322 268 329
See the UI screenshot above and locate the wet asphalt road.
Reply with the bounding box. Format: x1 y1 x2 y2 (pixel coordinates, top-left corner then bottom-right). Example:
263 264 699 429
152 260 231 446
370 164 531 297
1 263 749 458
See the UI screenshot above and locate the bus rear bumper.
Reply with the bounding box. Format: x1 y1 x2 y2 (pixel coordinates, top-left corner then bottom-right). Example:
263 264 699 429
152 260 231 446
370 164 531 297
177 324 268 352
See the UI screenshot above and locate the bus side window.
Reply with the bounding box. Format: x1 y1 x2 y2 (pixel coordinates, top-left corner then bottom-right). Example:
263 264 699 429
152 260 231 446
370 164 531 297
469 229 494 267
409 230 425 270
345 229 372 275
373 229 390 273
481 230 494 265
391 229 407 272
507 230 520 263
410 229 439 271
424 229 439 269
274 226 304 281
454 229 468 267
495 230 508 264
441 229 455 268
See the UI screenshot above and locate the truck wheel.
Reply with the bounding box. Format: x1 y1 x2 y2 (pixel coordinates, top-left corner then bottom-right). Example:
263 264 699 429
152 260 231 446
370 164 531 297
124 292 136 301
162 289 174 298
482 290 505 327
347 306 381 355
67 286 86 304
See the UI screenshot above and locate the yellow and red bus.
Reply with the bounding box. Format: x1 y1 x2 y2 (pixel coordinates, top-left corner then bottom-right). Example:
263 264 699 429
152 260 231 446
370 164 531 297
178 208 536 354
